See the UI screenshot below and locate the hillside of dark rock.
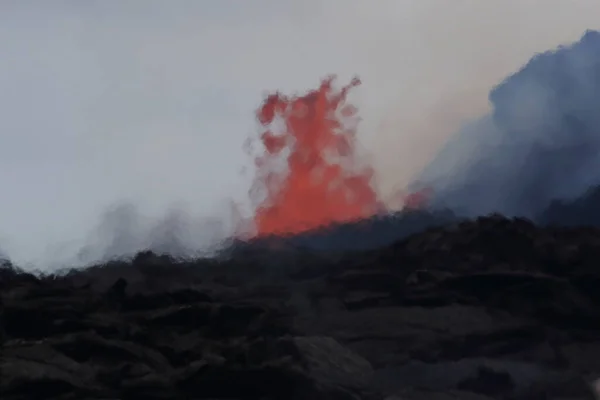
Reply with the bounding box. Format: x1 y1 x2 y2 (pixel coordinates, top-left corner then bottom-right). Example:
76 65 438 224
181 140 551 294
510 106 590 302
4 215 600 399
539 184 600 228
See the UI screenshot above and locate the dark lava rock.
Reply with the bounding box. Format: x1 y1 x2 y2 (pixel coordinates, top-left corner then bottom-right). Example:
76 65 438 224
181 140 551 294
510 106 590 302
539 184 600 228
4 216 600 399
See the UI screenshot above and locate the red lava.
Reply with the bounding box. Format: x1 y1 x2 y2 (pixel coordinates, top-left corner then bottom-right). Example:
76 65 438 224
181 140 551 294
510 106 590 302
248 76 430 237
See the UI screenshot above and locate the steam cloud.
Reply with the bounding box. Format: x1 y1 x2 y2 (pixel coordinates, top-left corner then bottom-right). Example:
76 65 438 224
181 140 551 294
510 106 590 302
13 30 600 266
419 30 600 219
2 2 600 269
74 203 230 267
79 29 600 264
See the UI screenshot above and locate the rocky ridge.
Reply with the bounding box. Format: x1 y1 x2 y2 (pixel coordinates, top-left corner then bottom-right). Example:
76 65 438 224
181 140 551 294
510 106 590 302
3 215 600 399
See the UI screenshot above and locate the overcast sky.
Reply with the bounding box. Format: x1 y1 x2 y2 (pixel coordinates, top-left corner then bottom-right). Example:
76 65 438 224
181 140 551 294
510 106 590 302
1 0 599 268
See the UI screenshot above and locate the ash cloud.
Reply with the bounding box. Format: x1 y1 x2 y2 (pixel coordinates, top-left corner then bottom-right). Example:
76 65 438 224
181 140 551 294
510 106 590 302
418 30 600 219
75 203 230 266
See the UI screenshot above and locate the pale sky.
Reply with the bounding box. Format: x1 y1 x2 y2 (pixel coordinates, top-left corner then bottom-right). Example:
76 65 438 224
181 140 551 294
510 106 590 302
1 0 599 268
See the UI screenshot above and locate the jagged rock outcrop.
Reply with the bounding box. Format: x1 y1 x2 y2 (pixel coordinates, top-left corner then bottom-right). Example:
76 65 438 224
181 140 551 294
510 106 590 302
4 216 600 399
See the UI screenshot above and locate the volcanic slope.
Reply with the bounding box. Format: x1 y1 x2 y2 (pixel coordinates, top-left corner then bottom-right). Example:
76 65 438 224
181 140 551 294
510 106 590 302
4 215 600 399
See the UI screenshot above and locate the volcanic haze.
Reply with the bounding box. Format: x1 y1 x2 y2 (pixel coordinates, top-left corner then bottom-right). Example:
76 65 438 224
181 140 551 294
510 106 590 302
0 1 599 268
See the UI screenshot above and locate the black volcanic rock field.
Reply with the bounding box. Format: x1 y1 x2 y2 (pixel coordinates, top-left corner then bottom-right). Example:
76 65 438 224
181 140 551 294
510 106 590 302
6 206 600 399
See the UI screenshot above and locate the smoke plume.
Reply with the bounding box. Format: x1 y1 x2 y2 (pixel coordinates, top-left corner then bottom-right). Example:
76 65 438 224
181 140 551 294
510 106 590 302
419 30 600 218
2 2 600 268
74 203 229 266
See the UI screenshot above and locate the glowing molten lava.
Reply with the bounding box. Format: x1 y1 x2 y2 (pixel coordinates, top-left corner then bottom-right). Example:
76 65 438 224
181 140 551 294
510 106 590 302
248 76 431 237
249 76 381 236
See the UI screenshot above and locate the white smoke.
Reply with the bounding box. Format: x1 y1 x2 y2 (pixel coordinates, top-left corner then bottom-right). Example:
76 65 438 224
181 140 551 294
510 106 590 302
1 1 599 268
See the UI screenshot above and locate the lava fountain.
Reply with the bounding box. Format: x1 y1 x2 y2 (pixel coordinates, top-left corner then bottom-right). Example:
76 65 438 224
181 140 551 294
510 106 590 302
247 76 430 237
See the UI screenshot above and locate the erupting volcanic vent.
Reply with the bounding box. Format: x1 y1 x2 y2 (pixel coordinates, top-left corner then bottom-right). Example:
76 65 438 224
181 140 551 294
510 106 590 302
247 76 432 238
250 76 380 236
251 77 432 236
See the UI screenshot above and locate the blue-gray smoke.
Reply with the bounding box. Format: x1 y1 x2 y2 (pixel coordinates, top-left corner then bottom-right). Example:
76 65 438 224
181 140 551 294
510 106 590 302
418 30 600 219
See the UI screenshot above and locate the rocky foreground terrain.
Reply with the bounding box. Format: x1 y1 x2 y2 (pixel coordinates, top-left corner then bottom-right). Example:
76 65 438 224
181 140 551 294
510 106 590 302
5 214 600 399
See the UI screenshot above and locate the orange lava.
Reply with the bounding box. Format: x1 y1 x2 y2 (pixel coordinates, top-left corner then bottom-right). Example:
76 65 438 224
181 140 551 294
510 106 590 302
248 76 431 237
